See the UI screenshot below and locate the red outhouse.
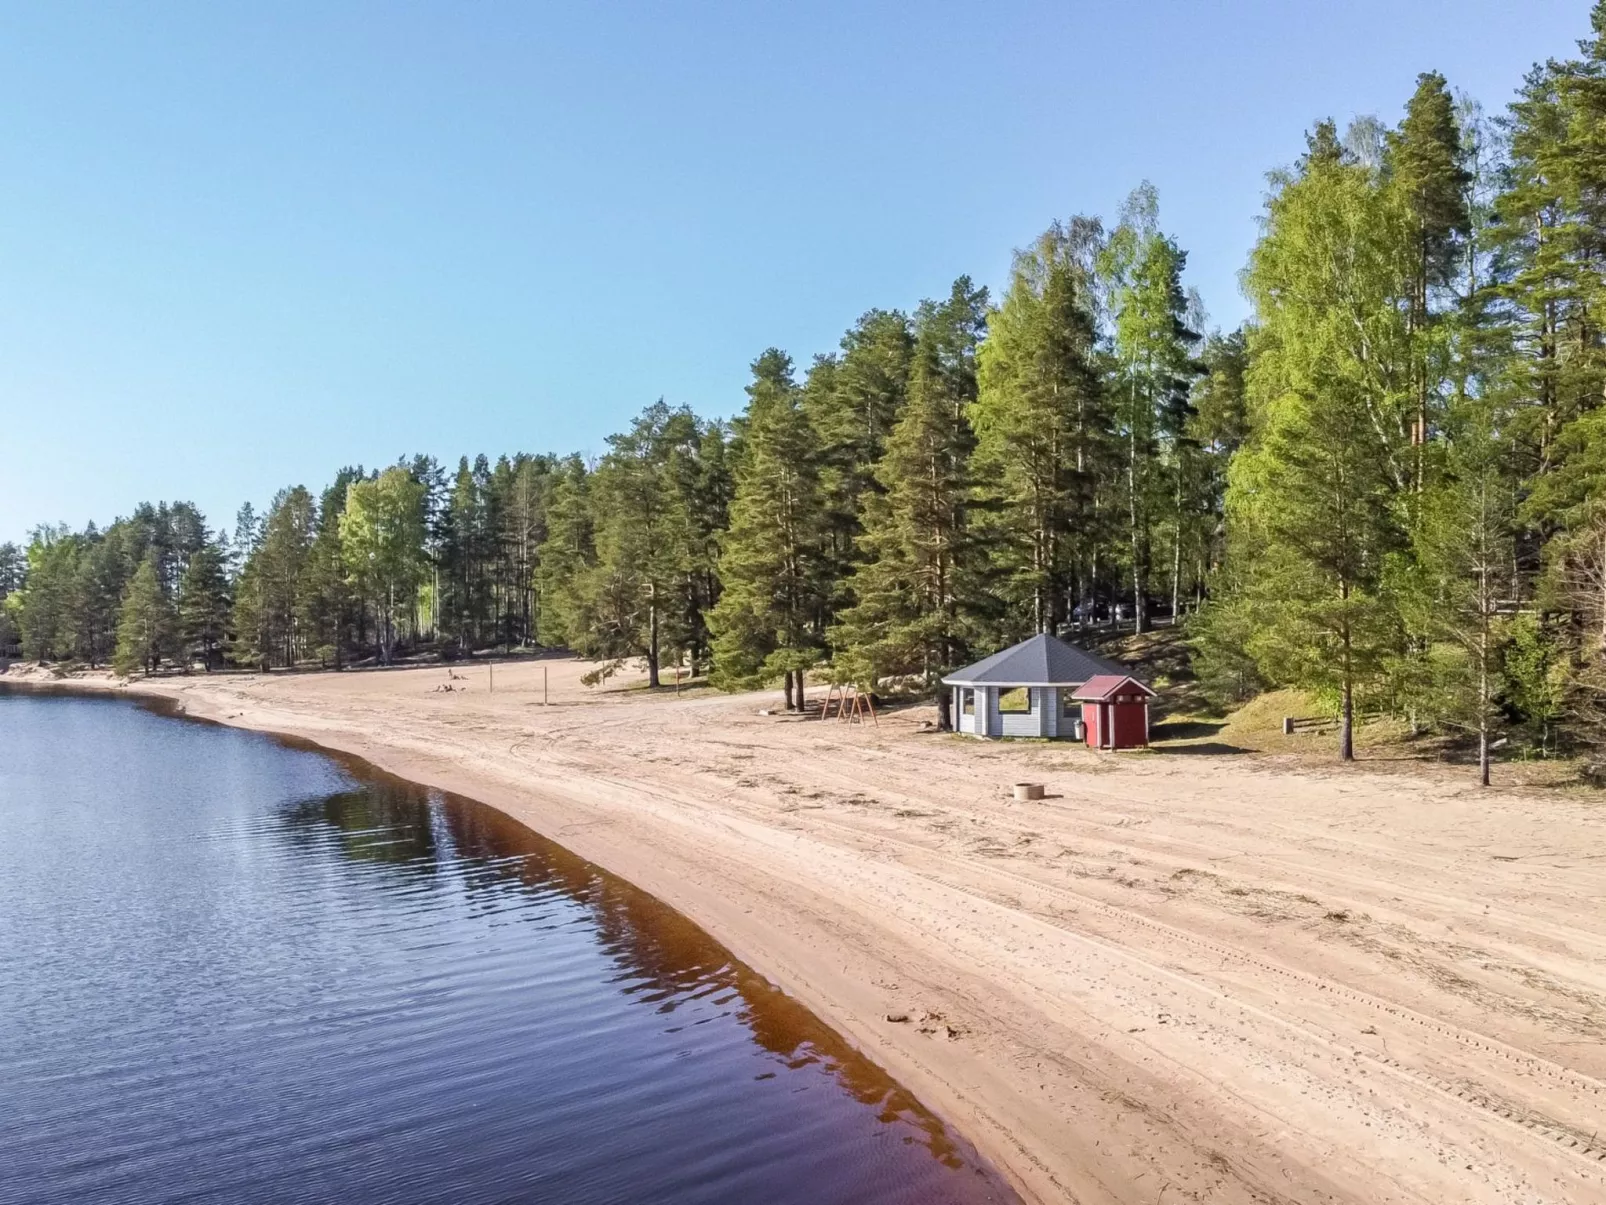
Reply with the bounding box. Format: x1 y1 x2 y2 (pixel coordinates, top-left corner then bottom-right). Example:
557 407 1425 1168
1072 675 1156 750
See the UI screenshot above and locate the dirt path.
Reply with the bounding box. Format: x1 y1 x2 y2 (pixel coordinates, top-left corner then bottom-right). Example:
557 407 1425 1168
18 659 1606 1204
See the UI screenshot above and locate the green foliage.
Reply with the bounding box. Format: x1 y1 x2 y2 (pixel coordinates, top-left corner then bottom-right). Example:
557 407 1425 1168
535 455 594 648
803 309 915 604
12 7 1606 778
1187 594 1264 708
546 402 721 684
340 467 428 664
113 554 174 677
1226 138 1413 758
972 218 1107 636
177 541 231 671
1101 185 1204 631
830 279 987 710
1504 613 1568 755
708 350 827 693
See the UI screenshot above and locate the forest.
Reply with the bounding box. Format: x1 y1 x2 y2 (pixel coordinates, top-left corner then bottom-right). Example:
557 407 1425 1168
6 5 1606 783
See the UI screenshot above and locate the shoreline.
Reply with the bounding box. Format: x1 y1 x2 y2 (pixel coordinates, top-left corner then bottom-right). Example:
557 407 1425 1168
8 661 1606 1204
4 673 1041 1201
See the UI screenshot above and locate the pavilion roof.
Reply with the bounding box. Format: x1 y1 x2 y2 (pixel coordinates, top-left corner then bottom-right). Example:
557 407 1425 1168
942 633 1128 687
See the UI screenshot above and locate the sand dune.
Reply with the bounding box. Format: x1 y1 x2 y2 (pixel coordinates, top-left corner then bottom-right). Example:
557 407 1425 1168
20 657 1606 1204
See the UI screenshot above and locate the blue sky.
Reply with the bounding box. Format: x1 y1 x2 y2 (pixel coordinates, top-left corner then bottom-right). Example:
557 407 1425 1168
0 1 1588 543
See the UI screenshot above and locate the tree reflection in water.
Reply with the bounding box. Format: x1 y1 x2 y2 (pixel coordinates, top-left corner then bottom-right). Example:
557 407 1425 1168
278 757 971 1175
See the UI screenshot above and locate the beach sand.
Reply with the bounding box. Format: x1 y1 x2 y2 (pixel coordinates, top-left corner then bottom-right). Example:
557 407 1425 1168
15 657 1606 1204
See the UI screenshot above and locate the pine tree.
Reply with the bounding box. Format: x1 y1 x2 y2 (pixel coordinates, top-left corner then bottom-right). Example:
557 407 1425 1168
177 538 231 671
498 454 554 648
298 476 359 669
558 402 701 686
70 530 124 666
1394 396 1518 785
973 219 1107 637
113 554 174 676
831 279 986 727
1184 329 1250 605
535 455 594 648
802 309 915 613
708 350 827 706
229 559 271 671
1102 186 1203 631
0 542 21 659
253 487 316 667
1524 407 1606 750
1389 71 1472 499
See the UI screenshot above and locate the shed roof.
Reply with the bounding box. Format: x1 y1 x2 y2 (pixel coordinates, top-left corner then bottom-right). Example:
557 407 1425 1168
942 633 1128 687
1070 674 1157 702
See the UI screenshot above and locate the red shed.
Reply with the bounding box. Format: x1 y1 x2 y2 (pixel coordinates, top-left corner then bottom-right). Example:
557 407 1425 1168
1072 675 1156 750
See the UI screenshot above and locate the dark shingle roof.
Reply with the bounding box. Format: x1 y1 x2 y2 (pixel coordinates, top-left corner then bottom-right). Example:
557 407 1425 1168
941 633 1129 687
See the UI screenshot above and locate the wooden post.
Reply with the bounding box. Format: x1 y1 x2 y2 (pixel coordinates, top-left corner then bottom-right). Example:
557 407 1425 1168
1282 716 1294 736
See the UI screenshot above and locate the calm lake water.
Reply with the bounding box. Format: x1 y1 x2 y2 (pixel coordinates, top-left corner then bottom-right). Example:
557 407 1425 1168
0 689 1015 1205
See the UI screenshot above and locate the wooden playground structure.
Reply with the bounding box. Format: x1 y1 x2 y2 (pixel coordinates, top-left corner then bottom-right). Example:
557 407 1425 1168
817 683 878 726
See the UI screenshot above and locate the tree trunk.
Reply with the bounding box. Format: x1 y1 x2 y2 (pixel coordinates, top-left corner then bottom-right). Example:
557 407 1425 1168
1171 467 1184 623
796 667 805 713
1170 526 1181 624
936 685 952 732
1479 613 1491 788
1128 447 1146 635
647 597 661 688
783 670 795 712
1340 679 1354 762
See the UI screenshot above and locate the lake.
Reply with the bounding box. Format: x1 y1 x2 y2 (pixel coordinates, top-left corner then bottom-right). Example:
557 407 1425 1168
0 689 1015 1205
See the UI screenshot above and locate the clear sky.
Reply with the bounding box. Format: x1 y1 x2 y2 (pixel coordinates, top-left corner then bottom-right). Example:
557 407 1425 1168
0 1 1589 544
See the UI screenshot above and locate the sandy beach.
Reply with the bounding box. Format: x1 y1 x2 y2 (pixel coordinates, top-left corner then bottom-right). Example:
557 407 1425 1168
14 657 1606 1205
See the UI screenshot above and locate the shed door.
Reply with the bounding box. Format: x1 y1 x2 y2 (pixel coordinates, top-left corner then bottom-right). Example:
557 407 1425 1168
1112 701 1148 748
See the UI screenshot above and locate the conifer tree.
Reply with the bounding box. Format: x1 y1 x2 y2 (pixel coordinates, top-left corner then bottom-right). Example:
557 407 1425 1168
113 554 174 676
830 280 987 725
70 530 124 666
1184 329 1250 604
1388 71 1471 498
1525 407 1606 750
708 350 827 706
177 538 231 671
248 487 316 667
973 220 1107 637
802 309 915 612
535 455 594 648
557 402 702 686
298 475 360 668
1102 186 1203 631
1394 397 1517 784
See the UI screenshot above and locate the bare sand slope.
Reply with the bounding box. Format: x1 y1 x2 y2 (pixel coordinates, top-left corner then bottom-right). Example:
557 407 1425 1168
34 659 1606 1204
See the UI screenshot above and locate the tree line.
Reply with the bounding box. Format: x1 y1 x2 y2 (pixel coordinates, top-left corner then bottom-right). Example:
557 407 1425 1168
5 3 1606 779
1195 6 1606 780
